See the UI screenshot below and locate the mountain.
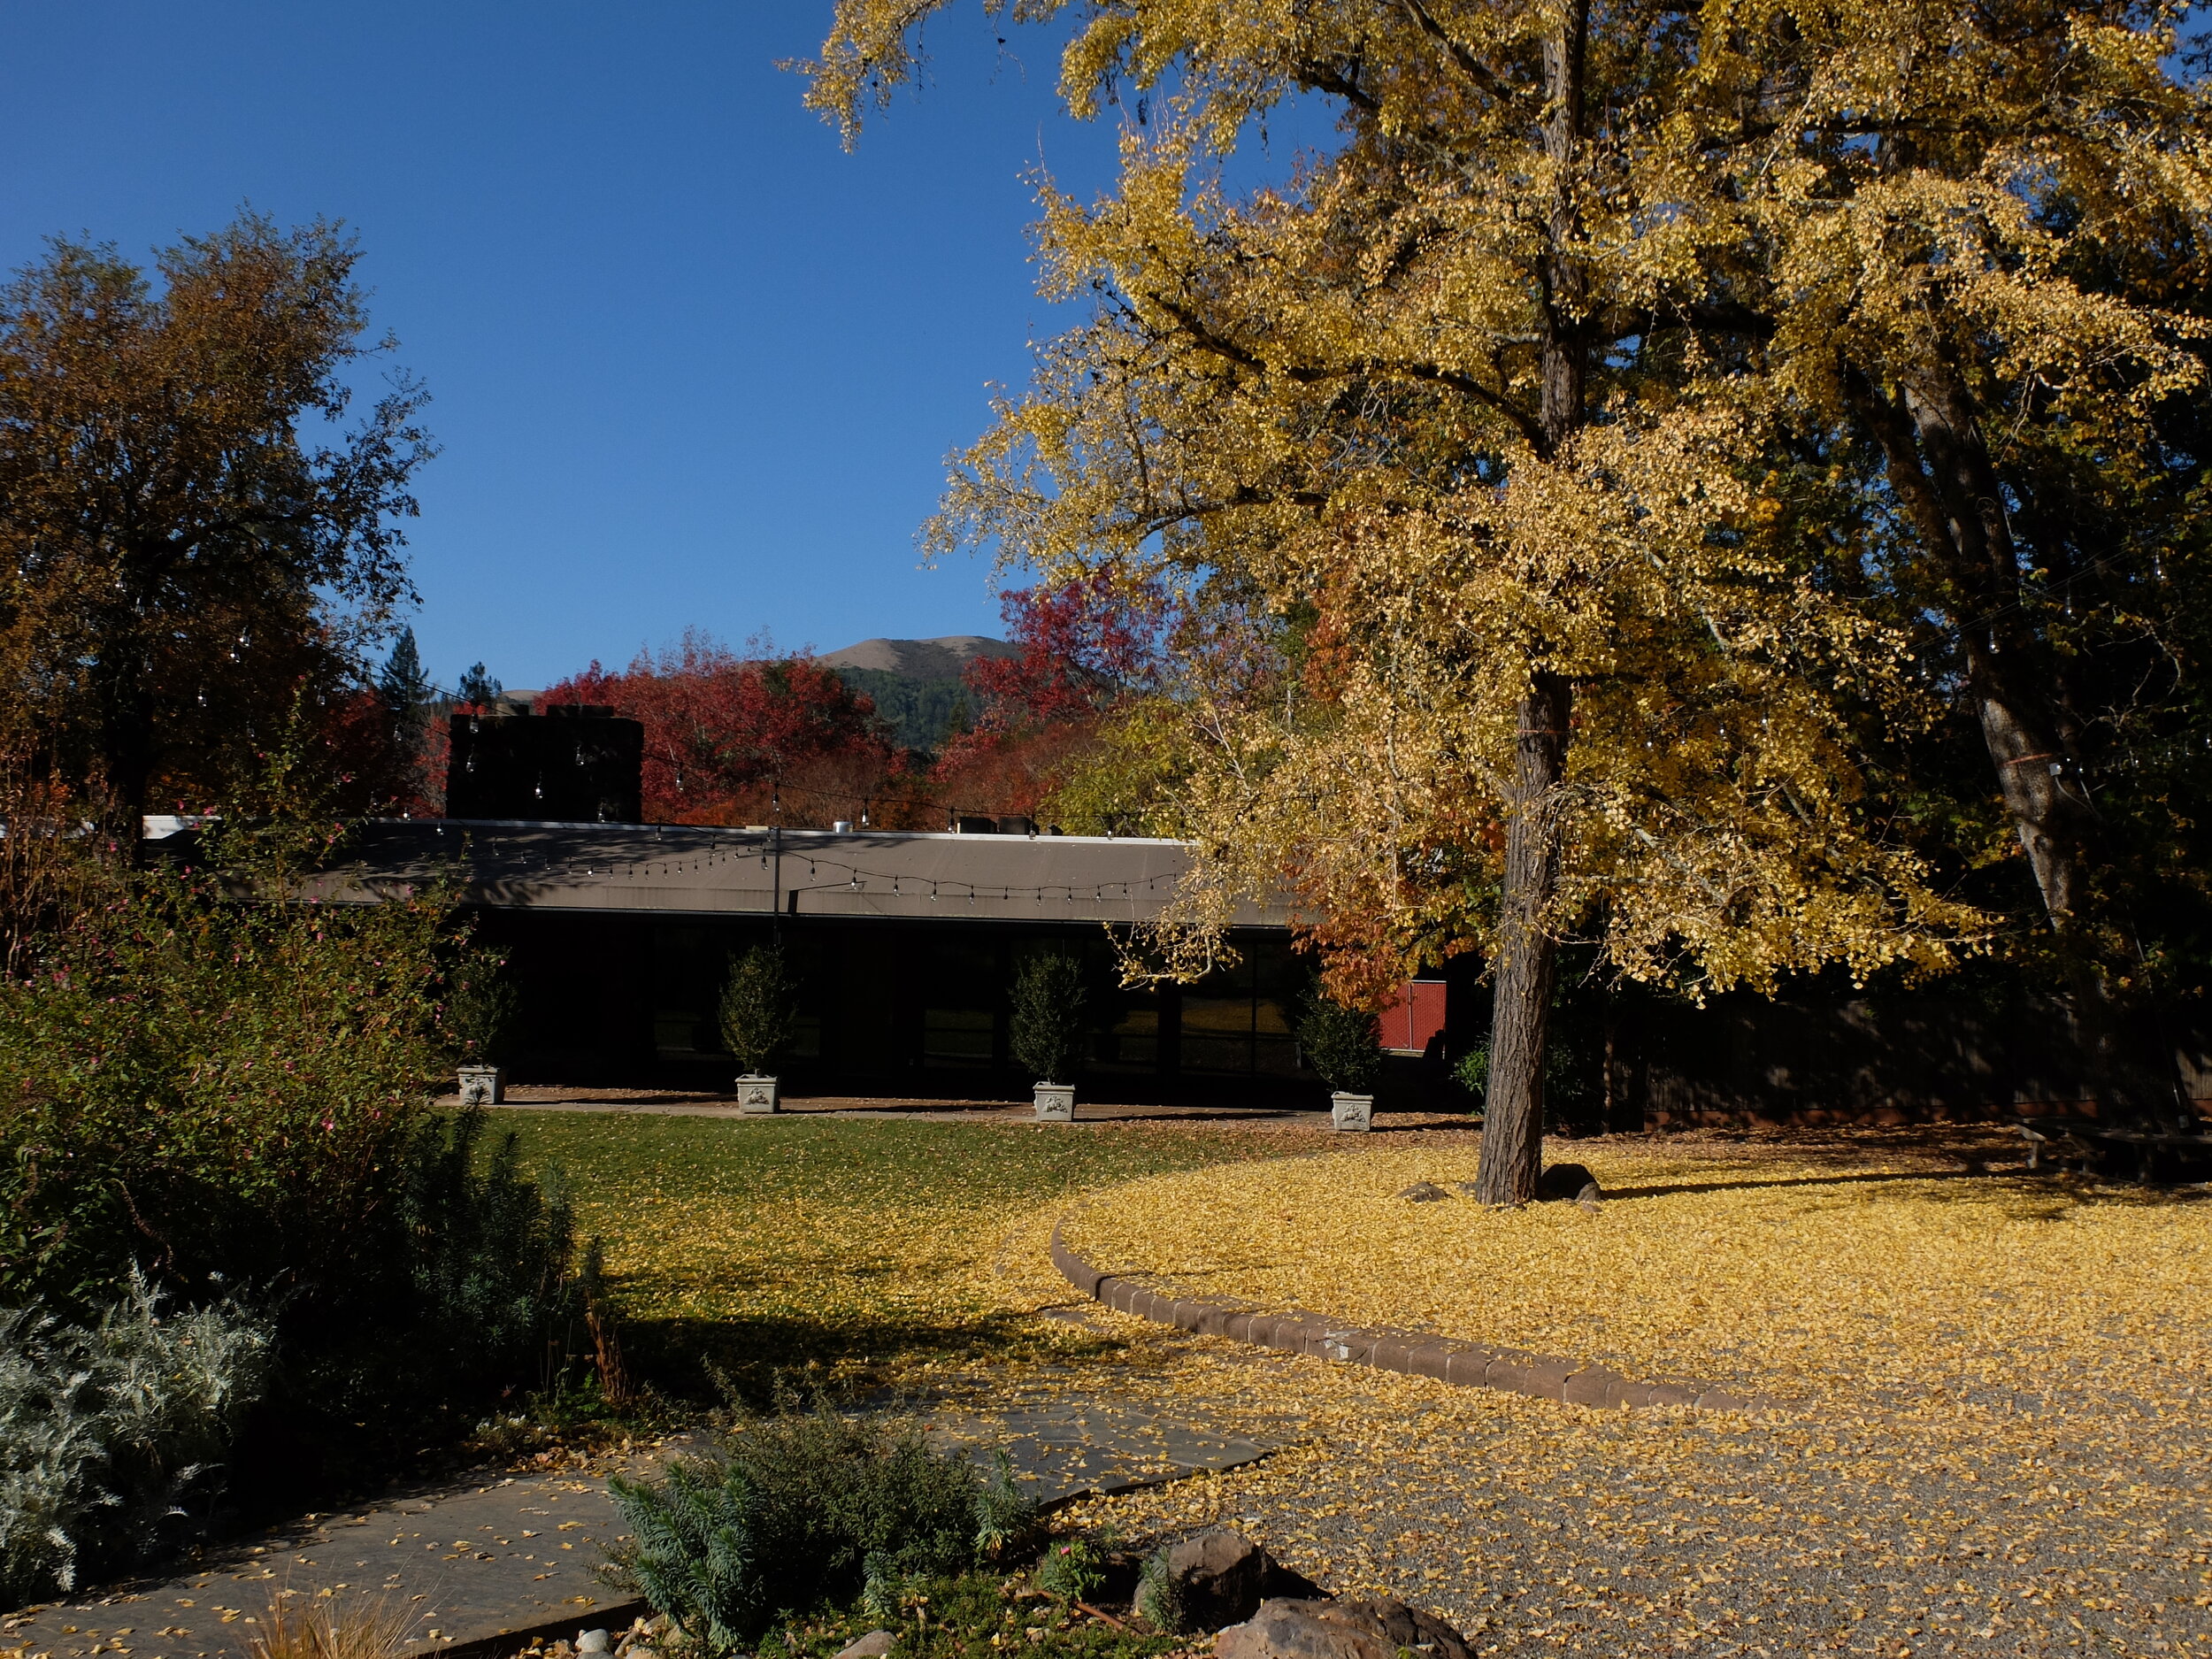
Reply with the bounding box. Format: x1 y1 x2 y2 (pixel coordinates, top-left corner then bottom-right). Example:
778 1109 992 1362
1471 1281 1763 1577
818 635 1018 678
818 635 1018 754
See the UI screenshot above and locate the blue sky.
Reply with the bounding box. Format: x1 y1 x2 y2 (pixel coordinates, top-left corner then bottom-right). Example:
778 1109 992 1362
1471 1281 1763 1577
0 4 1219 690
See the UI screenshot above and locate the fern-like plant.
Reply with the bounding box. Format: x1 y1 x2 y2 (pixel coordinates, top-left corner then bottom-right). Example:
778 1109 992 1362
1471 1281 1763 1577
0 1271 272 1604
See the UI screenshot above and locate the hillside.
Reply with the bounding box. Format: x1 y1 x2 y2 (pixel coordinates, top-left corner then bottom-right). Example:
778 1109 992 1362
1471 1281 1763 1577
818 635 1016 753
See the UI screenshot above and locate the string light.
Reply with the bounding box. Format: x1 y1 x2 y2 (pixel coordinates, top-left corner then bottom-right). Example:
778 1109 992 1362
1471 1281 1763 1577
534 841 1182 904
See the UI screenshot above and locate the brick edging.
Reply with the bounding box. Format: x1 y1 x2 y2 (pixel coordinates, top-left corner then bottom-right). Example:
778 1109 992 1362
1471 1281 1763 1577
1049 1222 1779 1413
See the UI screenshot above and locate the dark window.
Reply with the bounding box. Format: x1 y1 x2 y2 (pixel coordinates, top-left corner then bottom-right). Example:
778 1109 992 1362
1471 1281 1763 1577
919 935 1002 1069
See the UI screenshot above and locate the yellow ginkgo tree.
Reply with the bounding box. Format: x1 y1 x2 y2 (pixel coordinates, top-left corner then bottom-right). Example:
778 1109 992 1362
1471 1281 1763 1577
802 0 2202 1199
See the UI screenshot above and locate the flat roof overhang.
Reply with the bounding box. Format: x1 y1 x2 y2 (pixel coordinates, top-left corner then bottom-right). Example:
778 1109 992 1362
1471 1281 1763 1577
286 818 1294 928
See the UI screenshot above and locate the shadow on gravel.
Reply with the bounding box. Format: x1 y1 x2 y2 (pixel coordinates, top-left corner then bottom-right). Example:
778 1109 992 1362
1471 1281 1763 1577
1604 1166 2211 1207
1601 1168 1999 1201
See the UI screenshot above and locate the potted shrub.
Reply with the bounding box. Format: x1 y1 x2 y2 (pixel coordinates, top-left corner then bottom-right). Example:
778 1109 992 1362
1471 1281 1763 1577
447 951 519 1105
1297 987 1383 1130
720 943 797 1113
1010 950 1087 1120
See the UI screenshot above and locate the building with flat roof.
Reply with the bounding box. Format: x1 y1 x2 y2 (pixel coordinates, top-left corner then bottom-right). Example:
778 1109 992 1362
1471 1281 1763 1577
291 817 1427 1101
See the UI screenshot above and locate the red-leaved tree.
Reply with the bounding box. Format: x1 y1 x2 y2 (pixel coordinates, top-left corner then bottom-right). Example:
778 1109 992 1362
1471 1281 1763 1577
543 630 912 826
933 575 1165 821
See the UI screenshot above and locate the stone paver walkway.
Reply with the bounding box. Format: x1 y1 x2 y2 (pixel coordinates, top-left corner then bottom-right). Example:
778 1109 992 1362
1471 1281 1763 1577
929 1394 1279 1503
1 1471 638 1659
2 1400 1278 1659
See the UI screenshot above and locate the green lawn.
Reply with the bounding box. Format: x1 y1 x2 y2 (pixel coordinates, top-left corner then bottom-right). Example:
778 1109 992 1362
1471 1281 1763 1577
496 1112 1307 1390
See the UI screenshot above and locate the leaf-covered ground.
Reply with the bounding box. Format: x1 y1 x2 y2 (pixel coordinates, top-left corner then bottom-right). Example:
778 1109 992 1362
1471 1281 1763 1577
504 1114 2212 1654
496 1111 1330 1384
1024 1132 2212 1655
1056 1133 2212 1414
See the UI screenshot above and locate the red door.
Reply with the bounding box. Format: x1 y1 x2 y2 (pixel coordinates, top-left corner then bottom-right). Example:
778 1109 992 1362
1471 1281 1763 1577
1381 981 1448 1055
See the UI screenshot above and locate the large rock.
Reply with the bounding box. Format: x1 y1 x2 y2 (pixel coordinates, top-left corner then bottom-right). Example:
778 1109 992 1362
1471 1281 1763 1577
1216 1598 1473 1659
1536 1163 1601 1206
1137 1528 1325 1632
832 1632 897 1659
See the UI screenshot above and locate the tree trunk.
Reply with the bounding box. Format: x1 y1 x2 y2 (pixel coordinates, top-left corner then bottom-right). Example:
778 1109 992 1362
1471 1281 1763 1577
1475 0 1587 1204
95 640 157 857
1476 672 1572 1203
1850 365 2180 1121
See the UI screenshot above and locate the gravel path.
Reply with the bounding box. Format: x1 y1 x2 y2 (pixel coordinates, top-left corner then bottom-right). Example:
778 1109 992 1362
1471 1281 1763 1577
1037 1314 2210 1656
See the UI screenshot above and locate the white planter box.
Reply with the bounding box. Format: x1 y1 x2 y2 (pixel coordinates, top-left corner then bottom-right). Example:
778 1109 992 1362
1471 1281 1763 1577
1331 1091 1374 1132
1033 1083 1075 1122
457 1065 503 1106
735 1074 780 1114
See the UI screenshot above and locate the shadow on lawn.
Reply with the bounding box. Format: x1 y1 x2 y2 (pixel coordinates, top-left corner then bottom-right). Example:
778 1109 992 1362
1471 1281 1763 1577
620 1304 1118 1402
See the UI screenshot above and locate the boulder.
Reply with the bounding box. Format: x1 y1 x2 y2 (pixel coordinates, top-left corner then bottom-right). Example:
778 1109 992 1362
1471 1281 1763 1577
1535 1163 1601 1205
1216 1598 1473 1659
1395 1181 1451 1202
833 1632 897 1659
1136 1528 1325 1632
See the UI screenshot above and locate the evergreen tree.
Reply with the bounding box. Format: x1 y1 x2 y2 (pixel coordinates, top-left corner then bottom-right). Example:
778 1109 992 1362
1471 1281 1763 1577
456 662 503 709
377 627 431 718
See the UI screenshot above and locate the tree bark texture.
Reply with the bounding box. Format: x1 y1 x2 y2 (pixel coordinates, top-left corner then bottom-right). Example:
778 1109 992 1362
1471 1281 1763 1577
1476 0 1588 1204
1847 365 2178 1118
1477 672 1574 1203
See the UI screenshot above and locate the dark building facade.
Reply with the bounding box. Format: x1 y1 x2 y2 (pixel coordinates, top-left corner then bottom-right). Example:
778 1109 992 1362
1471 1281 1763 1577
445 706 644 823
288 822 2211 1121
309 819 1362 1102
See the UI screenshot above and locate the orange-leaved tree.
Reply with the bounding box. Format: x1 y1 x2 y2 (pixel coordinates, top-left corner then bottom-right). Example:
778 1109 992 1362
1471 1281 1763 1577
0 212 432 829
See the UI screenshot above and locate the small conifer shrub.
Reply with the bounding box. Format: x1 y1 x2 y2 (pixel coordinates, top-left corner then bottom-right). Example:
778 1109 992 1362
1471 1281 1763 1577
444 949 521 1065
1296 989 1383 1094
719 945 798 1077
1009 952 1087 1085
